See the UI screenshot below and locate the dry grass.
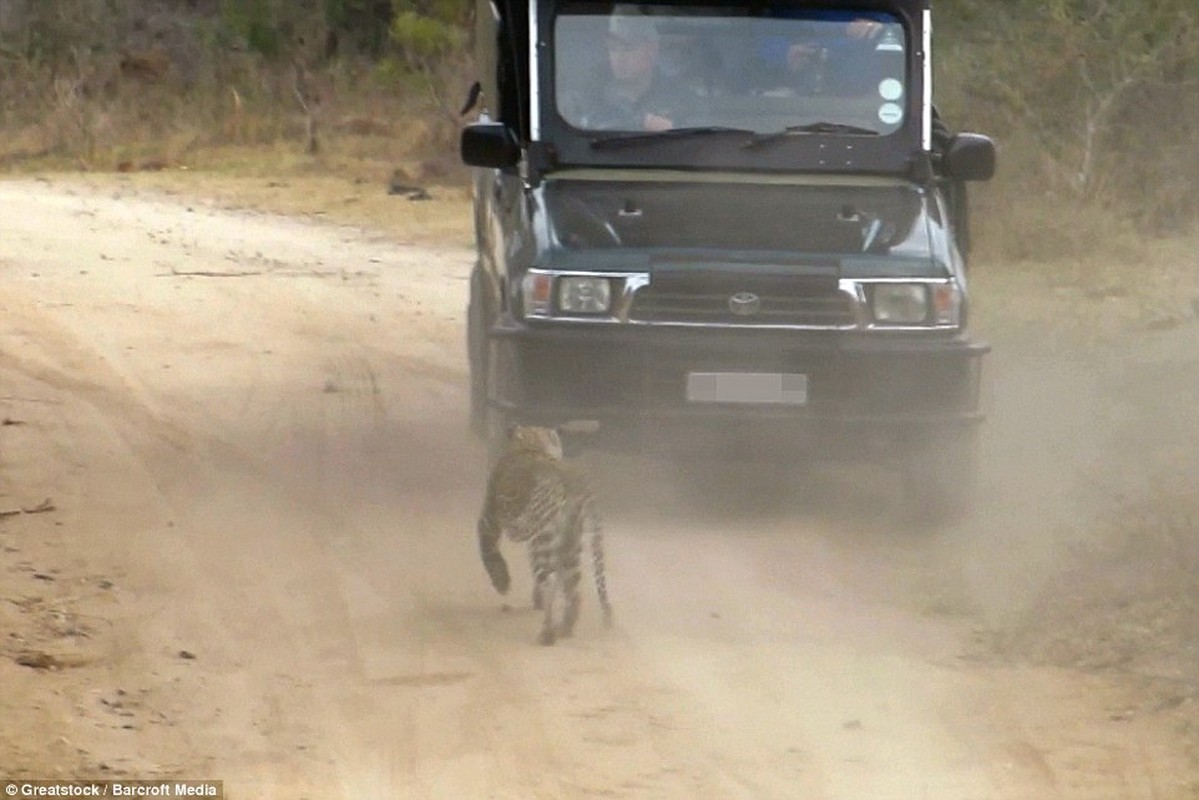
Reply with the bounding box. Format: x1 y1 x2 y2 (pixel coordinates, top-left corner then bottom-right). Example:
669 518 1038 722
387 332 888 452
987 473 1199 690
970 221 1199 350
968 227 1199 737
0 53 476 246
13 137 477 249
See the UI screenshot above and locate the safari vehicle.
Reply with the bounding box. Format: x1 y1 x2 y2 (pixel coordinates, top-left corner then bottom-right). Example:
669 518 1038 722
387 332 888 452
461 0 996 519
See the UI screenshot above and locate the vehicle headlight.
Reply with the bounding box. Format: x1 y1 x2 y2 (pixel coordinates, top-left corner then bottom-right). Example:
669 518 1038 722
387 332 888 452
558 276 612 314
870 283 929 325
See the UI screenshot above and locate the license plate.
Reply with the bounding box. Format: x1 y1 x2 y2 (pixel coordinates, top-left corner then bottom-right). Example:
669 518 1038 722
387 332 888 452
685 372 808 405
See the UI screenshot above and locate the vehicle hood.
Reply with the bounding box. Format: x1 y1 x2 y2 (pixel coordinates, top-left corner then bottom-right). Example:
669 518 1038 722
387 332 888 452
534 173 950 277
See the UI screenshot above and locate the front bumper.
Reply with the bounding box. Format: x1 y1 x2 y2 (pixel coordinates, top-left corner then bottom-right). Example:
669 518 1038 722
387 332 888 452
488 317 987 453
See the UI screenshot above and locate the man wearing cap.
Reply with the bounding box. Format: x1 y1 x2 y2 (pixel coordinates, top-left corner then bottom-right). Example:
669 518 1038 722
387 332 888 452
579 15 692 131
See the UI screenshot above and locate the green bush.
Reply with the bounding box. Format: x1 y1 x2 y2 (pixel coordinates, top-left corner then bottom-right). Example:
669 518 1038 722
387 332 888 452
390 10 465 66
220 0 283 57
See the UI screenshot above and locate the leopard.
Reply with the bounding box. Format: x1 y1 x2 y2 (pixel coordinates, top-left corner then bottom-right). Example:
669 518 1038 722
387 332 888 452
476 425 613 645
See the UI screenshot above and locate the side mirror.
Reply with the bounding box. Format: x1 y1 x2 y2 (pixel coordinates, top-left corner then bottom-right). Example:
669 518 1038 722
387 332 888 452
942 133 996 182
461 122 520 169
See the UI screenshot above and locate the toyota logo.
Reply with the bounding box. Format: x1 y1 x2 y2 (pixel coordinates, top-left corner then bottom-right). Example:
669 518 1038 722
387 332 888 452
728 291 761 316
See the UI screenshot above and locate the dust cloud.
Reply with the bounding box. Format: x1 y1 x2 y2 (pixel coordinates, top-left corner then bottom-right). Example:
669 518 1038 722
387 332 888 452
2 178 1195 794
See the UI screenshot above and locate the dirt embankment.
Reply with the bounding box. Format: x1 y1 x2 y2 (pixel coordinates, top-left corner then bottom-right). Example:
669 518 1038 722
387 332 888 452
0 175 1196 797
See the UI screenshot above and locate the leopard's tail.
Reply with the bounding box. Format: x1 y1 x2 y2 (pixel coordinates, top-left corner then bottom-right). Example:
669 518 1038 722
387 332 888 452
583 496 613 626
477 510 511 595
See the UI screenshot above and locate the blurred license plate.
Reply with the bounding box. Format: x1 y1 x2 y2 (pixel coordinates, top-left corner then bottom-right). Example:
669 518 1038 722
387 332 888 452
686 372 808 405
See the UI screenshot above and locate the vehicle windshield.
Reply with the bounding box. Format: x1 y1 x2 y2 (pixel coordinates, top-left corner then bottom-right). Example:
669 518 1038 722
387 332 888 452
553 3 908 136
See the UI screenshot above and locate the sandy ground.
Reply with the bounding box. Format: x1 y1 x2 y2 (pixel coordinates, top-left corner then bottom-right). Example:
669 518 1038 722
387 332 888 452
0 176 1195 798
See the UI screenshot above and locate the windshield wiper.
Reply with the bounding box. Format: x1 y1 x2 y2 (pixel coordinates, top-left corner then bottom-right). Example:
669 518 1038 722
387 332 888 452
590 126 756 150
742 122 879 150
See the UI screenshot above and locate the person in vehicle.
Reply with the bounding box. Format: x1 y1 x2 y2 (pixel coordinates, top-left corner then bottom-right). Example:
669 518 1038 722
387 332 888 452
761 13 894 96
577 16 695 131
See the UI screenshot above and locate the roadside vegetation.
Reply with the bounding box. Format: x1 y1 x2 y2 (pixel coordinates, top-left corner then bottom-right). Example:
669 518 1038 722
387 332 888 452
0 0 1196 740
1 1 1196 251
0 1 1195 246
0 0 472 195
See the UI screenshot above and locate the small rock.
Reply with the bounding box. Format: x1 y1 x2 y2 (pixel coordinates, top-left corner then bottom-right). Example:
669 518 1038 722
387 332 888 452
178 650 196 660
386 173 431 201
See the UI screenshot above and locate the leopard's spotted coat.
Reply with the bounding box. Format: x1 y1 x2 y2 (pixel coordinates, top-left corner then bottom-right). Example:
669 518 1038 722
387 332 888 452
477 426 612 645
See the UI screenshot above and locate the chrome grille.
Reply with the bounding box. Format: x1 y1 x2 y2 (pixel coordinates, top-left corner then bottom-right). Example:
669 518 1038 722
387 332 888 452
628 272 854 327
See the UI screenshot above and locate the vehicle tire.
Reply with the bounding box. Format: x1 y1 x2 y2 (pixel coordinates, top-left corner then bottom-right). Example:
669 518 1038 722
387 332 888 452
467 264 490 439
899 427 980 529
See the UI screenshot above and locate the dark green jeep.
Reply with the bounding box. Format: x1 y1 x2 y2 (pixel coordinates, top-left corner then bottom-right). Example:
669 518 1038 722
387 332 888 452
461 0 996 520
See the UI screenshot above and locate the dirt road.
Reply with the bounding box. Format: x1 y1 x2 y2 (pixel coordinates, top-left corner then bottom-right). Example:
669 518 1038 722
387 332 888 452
0 177 1195 798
